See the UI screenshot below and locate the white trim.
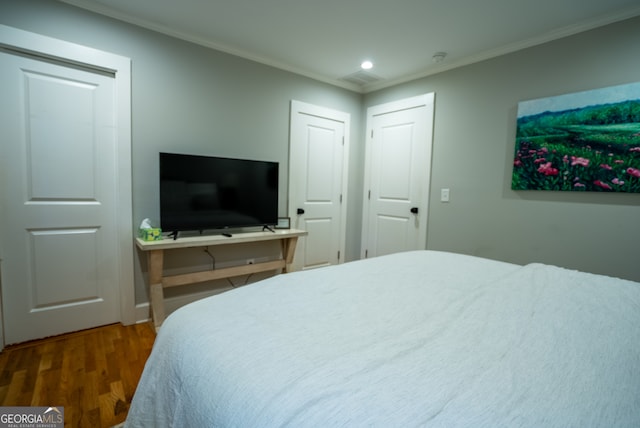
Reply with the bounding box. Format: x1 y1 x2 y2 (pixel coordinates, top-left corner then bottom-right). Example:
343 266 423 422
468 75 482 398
0 25 135 329
363 6 640 93
59 0 362 93
59 0 640 94
134 287 231 324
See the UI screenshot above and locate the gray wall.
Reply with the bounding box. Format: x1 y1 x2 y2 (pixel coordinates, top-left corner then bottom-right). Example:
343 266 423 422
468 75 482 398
365 16 640 282
0 0 366 308
2 0 639 317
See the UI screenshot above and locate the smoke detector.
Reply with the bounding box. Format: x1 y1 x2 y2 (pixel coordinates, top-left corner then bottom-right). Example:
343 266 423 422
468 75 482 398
432 52 447 63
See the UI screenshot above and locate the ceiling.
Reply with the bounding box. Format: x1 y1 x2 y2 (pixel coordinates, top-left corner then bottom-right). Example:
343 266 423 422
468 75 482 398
60 0 640 93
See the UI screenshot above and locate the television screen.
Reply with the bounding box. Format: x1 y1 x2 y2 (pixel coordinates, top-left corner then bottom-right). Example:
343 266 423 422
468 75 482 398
160 152 279 233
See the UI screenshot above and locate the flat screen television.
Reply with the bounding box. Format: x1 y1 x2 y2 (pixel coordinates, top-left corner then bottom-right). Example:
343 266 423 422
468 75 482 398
159 152 279 235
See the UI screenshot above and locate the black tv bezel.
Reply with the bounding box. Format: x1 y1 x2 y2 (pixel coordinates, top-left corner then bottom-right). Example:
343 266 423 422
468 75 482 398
159 152 279 234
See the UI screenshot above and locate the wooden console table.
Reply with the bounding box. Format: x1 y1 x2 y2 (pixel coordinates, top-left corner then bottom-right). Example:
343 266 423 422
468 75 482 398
136 229 307 329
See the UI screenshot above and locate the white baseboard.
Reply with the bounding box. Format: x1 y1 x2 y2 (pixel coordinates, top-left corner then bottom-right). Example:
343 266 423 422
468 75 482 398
134 287 232 324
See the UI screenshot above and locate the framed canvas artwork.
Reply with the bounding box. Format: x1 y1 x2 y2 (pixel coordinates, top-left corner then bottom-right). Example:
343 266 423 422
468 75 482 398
511 82 640 192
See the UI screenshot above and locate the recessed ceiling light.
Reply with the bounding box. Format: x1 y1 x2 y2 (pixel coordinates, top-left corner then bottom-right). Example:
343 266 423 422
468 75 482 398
361 60 373 70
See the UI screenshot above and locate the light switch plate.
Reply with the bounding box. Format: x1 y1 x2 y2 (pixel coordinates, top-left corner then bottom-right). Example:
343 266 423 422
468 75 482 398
441 188 450 202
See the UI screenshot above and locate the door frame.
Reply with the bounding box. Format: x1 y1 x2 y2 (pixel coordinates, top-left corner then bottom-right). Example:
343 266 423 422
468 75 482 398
0 25 135 346
288 100 350 270
361 93 435 258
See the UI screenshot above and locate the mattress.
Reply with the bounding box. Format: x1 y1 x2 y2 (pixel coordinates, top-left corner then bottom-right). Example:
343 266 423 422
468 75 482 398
126 250 640 427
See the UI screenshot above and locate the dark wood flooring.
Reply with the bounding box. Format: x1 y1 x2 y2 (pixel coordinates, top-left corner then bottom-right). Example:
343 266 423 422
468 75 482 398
0 322 156 427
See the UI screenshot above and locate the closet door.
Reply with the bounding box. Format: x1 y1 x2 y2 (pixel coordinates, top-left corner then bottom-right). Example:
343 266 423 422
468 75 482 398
362 94 435 258
289 101 350 270
0 26 133 345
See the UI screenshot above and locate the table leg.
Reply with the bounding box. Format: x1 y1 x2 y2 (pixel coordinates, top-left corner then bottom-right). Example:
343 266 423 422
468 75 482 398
281 236 299 273
148 249 165 330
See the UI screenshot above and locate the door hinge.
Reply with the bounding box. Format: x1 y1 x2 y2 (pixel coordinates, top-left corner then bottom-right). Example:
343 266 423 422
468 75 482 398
368 190 371 200
337 250 341 261
370 129 374 138
365 249 368 258
339 194 343 203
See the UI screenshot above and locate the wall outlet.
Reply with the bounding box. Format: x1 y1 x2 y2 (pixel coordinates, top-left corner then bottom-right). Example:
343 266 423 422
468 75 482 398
246 258 255 265
440 188 450 202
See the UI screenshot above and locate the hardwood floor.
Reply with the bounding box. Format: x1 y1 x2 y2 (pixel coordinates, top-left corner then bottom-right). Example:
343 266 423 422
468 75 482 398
0 322 156 428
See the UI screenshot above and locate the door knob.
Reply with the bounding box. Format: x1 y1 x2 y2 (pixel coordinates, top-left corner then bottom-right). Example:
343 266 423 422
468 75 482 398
410 207 419 214
297 208 305 215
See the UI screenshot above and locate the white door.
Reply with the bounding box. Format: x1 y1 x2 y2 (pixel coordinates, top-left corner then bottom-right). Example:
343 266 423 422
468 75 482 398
289 101 350 270
0 48 125 344
361 93 435 258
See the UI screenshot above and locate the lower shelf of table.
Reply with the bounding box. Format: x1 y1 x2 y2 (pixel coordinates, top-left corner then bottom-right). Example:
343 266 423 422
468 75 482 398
162 259 286 288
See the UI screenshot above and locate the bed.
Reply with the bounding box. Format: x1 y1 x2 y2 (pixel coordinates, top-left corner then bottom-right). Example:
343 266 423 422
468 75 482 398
126 250 640 427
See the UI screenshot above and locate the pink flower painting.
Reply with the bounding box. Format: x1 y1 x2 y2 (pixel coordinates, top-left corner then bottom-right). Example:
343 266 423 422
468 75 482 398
511 81 640 192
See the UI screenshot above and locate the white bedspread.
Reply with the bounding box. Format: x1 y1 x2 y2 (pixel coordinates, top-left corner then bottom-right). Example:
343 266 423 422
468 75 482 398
127 250 640 427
